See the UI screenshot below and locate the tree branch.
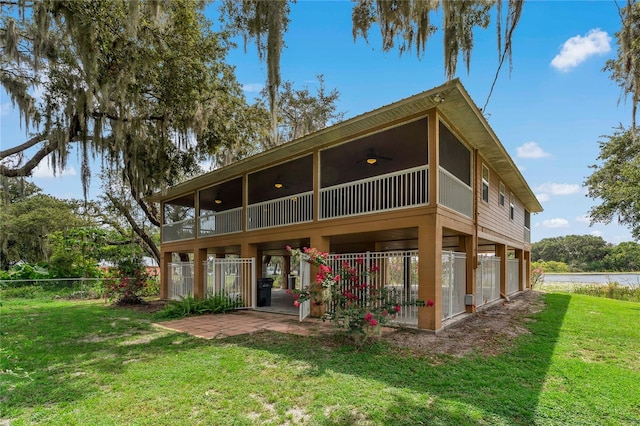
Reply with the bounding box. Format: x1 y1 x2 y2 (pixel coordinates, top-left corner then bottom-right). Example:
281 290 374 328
0 140 56 177
0 134 44 159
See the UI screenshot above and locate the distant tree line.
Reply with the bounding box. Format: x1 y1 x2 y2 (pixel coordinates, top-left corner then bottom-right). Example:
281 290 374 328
531 235 640 272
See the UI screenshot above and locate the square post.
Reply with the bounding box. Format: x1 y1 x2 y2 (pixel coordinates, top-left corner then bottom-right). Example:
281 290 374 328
418 215 442 331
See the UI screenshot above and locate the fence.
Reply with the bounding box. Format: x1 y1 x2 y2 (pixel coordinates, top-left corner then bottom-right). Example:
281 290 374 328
438 167 473 218
0 276 160 300
325 250 420 326
319 166 428 220
247 191 313 230
199 207 243 237
475 255 501 308
167 262 194 300
204 257 256 309
441 251 467 321
507 259 520 295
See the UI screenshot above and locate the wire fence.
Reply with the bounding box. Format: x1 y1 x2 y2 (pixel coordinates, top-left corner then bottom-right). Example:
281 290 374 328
0 277 160 300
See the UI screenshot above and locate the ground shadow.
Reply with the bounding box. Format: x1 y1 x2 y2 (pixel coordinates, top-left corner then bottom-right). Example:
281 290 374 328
227 293 572 424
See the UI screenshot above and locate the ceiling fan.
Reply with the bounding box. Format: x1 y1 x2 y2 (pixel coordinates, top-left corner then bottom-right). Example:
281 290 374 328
356 148 392 165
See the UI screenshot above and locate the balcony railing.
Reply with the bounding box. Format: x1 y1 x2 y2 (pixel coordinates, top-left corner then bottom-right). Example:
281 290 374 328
438 167 472 218
247 191 313 231
199 207 243 237
319 166 428 220
162 218 195 242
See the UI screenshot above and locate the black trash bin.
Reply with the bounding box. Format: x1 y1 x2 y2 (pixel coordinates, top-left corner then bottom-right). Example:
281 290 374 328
257 278 274 307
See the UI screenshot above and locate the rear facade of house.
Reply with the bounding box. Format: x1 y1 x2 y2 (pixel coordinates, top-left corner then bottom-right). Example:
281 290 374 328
150 79 543 332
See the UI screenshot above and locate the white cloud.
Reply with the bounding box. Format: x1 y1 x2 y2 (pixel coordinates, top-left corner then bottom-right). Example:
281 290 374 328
551 28 611 72
541 218 570 228
589 230 603 237
242 83 264 93
536 193 550 203
32 163 77 178
575 214 591 224
536 183 580 196
517 141 550 159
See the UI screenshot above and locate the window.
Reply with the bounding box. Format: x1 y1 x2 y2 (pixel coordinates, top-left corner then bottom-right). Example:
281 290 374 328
510 192 515 220
499 182 505 206
525 210 531 229
481 164 489 203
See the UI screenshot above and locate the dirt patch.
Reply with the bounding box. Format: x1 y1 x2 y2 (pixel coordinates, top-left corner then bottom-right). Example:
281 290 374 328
384 290 545 359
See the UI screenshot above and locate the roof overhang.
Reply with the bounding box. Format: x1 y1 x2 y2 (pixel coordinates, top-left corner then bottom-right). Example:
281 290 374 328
148 79 543 213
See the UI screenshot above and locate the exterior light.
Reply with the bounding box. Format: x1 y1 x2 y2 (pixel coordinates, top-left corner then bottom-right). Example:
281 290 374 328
214 198 222 204
274 182 283 189
366 157 377 165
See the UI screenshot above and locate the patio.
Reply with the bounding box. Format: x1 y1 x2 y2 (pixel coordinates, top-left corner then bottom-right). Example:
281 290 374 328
154 309 334 339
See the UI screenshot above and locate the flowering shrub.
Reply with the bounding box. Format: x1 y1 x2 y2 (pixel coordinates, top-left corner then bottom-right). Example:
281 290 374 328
105 257 149 305
287 246 432 349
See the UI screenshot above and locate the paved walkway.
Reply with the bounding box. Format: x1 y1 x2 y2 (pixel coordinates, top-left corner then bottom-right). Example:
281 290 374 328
154 310 335 340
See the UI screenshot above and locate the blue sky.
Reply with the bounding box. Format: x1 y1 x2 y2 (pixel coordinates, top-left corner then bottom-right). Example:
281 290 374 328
0 1 634 244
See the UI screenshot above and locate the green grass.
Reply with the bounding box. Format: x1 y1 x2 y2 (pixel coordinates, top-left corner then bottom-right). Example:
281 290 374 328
1 294 639 425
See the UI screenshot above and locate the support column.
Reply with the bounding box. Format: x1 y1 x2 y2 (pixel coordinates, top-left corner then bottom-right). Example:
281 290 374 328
460 234 477 313
241 242 258 308
524 250 531 289
496 243 508 298
418 215 442 331
193 248 207 298
309 233 330 317
160 251 170 300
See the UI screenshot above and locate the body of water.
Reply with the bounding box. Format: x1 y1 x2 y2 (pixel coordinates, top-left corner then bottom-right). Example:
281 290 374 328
544 273 640 286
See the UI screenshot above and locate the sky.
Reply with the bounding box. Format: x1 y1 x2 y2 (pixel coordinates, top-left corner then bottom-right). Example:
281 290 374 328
0 0 635 244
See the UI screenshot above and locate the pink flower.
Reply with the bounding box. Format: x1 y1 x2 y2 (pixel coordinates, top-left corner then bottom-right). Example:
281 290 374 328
286 289 292 295
293 294 299 300
356 256 364 265
370 263 380 272
294 300 300 308
285 245 292 251
382 310 388 316
426 299 434 307
394 305 401 313
369 319 378 326
334 274 341 282
364 312 373 322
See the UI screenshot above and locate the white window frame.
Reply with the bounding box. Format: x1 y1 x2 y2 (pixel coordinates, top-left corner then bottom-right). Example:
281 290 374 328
481 164 490 203
499 182 505 206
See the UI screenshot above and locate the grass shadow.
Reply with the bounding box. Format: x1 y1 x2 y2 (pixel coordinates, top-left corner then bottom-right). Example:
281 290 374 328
227 293 571 424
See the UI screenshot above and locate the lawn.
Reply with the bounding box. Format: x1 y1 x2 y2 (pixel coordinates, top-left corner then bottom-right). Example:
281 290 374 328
1 293 639 425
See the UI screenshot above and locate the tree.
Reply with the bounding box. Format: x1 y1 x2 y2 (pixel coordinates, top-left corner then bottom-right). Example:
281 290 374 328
258 75 345 149
604 241 640 271
585 126 640 239
222 0 524 135
1 0 252 198
605 0 640 133
221 0 291 145
0 192 85 269
531 235 611 271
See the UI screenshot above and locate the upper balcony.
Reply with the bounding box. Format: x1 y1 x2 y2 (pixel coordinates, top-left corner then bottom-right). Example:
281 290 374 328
160 117 482 243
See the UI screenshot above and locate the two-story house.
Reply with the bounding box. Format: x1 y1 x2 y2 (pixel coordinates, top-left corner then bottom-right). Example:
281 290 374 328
148 79 542 332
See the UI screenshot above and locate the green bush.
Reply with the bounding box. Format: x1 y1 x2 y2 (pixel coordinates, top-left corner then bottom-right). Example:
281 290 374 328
532 260 570 273
0 285 43 299
155 293 242 319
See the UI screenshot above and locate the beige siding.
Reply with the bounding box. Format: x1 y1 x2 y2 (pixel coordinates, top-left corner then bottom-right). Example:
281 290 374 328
476 157 526 243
